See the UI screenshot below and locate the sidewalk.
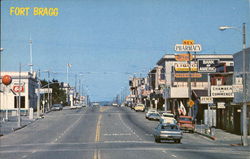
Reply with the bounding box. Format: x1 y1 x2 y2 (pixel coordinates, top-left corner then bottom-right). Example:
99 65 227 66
195 124 250 147
0 111 39 136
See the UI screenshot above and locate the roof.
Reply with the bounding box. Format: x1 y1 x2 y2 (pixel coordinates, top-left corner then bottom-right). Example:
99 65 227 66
157 54 233 65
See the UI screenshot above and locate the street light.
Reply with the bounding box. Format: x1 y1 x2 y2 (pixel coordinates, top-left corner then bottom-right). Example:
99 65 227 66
219 23 248 146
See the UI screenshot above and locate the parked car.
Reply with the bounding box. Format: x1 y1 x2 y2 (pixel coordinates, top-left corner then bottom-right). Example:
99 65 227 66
51 104 63 111
145 109 158 119
147 113 161 121
134 104 145 112
153 123 183 143
177 115 195 133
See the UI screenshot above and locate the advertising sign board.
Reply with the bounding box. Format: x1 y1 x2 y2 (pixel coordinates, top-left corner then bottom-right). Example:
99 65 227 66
217 102 226 109
12 82 25 93
200 96 213 104
174 63 198 71
175 53 193 61
175 73 202 78
211 86 234 98
175 44 202 52
198 59 219 72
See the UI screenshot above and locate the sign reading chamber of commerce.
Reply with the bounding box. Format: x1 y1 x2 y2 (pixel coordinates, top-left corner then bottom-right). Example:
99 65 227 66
200 96 213 104
175 40 202 52
211 86 234 98
198 59 219 72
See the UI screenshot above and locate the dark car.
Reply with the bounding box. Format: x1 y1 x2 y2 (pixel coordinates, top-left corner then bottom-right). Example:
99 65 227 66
51 104 63 111
147 113 161 121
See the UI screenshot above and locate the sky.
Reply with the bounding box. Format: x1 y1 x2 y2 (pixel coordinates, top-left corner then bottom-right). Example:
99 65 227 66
1 0 250 101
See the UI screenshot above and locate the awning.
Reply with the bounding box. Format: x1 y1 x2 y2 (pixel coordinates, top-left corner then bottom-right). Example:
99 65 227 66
192 90 208 98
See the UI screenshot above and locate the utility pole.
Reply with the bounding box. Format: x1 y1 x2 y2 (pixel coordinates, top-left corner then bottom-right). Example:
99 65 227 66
242 23 248 146
18 63 21 127
29 38 33 73
207 73 211 127
47 71 50 111
36 70 40 118
164 64 168 112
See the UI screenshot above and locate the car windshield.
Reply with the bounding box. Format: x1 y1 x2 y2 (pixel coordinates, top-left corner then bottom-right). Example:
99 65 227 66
53 104 61 107
161 125 178 130
150 113 159 117
163 114 174 118
179 117 192 122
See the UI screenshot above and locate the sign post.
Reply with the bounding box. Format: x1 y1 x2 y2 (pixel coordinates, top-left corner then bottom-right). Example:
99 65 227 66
175 40 202 117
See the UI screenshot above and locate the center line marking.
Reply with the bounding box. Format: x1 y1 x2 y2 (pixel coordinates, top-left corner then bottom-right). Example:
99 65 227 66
95 115 102 142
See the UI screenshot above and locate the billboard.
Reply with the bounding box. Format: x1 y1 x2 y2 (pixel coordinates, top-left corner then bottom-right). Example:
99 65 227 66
198 59 219 72
211 86 234 98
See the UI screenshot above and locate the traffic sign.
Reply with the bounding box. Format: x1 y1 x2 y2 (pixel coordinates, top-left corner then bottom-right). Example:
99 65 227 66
175 44 202 52
188 99 195 107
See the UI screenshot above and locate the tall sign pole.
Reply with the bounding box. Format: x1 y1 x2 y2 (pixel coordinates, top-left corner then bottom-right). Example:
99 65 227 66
175 40 201 117
188 51 192 116
242 23 248 146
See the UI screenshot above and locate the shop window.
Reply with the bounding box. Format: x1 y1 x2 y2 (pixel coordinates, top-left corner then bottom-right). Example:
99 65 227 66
14 96 25 108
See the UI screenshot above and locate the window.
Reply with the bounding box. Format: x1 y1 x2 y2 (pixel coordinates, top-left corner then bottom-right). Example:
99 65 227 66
14 96 25 108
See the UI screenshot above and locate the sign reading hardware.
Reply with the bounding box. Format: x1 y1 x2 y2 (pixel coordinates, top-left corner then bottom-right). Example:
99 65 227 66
211 86 234 98
200 96 213 104
198 59 219 72
175 44 202 52
174 63 198 71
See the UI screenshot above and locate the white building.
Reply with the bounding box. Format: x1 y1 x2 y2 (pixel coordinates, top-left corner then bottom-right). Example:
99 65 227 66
0 72 38 112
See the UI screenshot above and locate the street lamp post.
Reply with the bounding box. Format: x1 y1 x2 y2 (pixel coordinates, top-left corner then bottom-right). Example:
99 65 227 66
0 48 4 113
219 23 248 146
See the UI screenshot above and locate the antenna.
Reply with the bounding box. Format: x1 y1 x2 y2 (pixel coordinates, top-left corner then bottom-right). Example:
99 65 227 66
29 36 33 73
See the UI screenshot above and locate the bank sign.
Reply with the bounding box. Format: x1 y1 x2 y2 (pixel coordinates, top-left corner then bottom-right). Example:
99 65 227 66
198 59 219 72
211 86 234 98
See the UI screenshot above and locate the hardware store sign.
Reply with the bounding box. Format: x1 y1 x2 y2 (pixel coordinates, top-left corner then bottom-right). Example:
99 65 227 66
211 86 234 98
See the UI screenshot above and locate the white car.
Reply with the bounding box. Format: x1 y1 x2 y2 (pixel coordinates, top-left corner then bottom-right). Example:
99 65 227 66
160 113 177 124
145 109 158 119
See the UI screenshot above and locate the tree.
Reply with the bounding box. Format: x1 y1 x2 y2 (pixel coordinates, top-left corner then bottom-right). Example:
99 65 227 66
40 79 67 105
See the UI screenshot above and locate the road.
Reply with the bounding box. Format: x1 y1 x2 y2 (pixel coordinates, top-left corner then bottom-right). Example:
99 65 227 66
0 106 249 159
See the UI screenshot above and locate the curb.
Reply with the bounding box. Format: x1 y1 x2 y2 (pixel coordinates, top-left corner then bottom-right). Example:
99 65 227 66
195 131 216 140
13 124 27 132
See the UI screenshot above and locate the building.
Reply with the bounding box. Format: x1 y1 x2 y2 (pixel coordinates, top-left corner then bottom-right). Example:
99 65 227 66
154 54 234 121
232 48 250 134
0 72 38 112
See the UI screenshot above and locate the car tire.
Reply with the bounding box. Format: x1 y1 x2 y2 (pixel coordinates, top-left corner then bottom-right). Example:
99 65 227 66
155 138 160 143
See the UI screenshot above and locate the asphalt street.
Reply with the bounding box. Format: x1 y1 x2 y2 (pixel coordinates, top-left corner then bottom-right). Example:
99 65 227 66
0 106 249 159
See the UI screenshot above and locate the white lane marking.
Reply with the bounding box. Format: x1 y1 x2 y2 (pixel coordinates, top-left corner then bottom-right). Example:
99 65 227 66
51 114 84 143
104 133 132 136
22 155 27 158
162 151 177 158
103 140 152 143
145 133 153 136
118 114 143 140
